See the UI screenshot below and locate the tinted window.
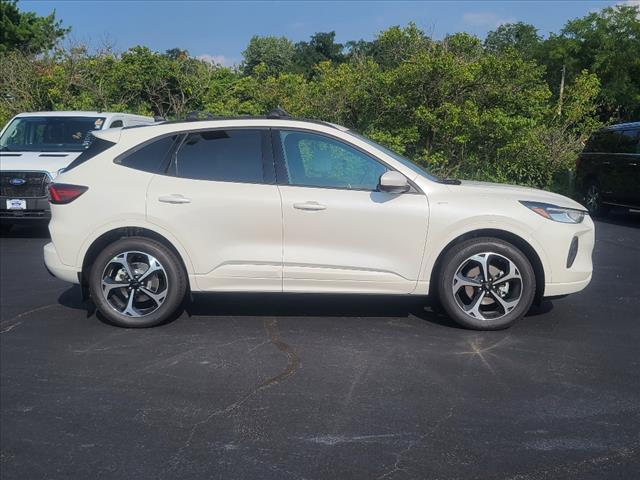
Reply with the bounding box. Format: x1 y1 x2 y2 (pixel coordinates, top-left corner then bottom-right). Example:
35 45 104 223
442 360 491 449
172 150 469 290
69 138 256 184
617 129 639 154
585 131 619 153
109 120 124 128
118 135 179 173
278 130 387 190
65 137 116 171
0 116 105 152
173 129 263 182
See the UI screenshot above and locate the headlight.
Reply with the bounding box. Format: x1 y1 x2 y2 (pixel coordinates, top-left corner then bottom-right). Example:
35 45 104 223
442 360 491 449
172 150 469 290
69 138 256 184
520 201 586 224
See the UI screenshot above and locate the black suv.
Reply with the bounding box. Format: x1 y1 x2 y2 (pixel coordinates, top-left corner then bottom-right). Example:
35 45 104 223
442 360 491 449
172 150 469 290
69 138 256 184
576 122 640 215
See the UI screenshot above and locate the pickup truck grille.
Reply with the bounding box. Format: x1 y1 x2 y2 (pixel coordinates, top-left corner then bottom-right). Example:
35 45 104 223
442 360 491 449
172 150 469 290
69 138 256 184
0 171 51 198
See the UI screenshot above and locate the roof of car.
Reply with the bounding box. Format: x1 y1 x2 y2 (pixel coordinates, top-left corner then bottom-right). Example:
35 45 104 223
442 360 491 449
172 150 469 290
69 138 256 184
14 111 154 121
602 121 640 131
154 115 349 132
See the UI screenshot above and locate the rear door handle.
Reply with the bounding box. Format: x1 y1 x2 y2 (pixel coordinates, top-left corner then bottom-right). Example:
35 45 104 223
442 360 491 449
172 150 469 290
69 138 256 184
158 194 191 204
293 201 327 211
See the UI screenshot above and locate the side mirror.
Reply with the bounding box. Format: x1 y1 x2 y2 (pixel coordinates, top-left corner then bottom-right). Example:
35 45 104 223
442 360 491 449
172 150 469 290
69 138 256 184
378 171 410 193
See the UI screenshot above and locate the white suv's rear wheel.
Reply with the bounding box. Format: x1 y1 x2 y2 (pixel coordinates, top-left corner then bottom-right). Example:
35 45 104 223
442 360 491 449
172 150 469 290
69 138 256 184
437 237 536 330
89 237 187 328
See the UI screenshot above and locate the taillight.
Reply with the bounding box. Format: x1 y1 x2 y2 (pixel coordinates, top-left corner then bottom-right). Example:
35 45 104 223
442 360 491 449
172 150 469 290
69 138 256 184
48 183 88 204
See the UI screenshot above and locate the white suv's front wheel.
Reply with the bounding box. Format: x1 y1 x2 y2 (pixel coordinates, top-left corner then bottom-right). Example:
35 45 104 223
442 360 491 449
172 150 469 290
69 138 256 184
437 237 536 330
89 237 187 328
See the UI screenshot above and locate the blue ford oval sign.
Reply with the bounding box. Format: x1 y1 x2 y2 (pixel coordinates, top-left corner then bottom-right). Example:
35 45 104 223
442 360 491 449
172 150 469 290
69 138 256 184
9 178 26 186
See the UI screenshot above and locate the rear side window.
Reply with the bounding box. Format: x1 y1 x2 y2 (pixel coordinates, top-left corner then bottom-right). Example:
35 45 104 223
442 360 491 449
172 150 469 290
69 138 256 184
584 131 619 153
64 137 116 172
172 129 263 183
617 129 639 154
117 135 179 173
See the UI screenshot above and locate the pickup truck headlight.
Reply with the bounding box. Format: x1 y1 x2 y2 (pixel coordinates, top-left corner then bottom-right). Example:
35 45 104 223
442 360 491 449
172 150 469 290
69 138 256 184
520 201 586 224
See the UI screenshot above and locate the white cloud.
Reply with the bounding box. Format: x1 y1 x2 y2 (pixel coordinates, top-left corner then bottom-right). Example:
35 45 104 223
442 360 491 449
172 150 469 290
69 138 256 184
196 54 236 67
462 12 516 29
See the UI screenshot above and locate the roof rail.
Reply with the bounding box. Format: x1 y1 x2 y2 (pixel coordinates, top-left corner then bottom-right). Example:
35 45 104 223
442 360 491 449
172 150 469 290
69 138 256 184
266 107 291 119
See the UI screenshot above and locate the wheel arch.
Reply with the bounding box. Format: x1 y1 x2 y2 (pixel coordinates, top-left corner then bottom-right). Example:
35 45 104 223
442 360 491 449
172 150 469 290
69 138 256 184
428 228 546 303
80 226 192 298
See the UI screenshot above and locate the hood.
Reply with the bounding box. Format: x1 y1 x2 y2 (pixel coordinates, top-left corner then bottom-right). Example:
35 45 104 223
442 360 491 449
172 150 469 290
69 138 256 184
0 151 82 179
456 180 586 210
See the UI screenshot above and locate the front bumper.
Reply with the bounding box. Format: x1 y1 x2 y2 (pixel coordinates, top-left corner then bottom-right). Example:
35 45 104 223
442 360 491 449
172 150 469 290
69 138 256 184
43 242 80 284
535 215 595 298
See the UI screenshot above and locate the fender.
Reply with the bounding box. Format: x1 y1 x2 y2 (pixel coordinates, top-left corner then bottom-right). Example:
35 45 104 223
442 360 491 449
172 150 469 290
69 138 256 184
76 217 196 275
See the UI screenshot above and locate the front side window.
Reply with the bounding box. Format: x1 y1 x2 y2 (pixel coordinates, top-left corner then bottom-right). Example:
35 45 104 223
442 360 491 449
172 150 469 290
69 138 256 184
0 116 106 152
117 135 180 173
109 120 124 128
278 130 387 190
172 129 263 183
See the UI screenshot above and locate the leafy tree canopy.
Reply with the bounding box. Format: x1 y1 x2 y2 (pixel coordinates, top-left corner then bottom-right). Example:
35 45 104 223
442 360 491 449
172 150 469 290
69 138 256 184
0 0 69 54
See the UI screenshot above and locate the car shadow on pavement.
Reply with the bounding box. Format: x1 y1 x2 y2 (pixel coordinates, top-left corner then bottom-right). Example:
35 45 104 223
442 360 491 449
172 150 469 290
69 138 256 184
58 287 554 329
0 223 50 239
57 286 463 329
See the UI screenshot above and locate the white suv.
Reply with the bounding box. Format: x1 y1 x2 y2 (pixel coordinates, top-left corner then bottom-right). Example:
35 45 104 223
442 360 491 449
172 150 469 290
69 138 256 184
0 111 155 232
43 111 594 330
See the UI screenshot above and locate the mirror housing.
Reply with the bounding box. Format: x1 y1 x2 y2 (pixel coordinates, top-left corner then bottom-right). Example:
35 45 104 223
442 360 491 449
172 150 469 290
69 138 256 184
378 171 410 193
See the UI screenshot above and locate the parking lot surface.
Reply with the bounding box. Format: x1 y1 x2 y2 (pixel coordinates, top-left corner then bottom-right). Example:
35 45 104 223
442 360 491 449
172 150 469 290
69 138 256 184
1 212 640 479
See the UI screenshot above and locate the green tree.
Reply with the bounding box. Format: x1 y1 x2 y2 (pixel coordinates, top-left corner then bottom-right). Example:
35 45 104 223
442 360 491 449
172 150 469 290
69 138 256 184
541 4 640 121
485 22 542 60
0 0 69 54
241 35 295 77
293 31 344 76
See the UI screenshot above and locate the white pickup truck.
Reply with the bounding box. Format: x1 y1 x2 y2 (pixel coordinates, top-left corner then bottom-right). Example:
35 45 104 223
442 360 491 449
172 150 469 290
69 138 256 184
0 111 155 232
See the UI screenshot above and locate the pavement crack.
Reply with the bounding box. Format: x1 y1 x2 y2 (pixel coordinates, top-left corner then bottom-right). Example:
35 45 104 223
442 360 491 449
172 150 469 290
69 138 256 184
376 407 455 480
165 318 300 475
0 304 58 333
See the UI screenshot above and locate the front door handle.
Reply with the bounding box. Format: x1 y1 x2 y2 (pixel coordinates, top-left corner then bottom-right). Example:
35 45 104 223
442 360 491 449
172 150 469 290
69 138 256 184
158 194 191 204
293 201 327 211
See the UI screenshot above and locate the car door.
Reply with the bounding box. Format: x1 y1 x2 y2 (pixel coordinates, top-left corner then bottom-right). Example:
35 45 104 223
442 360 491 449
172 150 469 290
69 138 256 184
273 129 429 294
616 128 640 205
146 128 283 292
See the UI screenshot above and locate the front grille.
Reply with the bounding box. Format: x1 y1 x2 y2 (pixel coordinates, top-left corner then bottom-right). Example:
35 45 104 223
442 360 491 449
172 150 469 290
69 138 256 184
0 171 50 198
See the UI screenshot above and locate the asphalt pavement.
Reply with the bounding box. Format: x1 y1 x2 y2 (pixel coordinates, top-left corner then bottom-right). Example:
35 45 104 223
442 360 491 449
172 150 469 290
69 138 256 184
1 211 639 479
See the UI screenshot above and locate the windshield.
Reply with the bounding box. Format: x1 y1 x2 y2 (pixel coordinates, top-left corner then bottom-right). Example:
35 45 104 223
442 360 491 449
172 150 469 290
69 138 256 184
348 131 441 182
0 116 106 152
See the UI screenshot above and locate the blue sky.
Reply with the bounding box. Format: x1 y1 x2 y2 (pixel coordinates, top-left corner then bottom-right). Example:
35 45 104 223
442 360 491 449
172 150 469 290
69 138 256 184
23 1 625 65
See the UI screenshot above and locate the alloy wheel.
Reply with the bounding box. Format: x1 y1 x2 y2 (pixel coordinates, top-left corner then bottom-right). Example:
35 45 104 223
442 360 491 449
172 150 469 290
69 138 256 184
101 251 169 317
451 252 523 321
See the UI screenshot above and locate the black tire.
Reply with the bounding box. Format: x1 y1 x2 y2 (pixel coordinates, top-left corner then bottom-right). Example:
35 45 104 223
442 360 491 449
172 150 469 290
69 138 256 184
583 181 610 217
89 237 187 328
437 237 536 330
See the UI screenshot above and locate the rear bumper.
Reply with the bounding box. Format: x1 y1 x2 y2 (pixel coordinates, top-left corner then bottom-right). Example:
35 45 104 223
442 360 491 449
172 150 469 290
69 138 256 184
43 242 80 284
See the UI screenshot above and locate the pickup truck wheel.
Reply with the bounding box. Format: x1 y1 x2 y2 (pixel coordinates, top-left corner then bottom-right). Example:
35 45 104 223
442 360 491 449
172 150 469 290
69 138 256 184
89 237 187 328
437 237 536 330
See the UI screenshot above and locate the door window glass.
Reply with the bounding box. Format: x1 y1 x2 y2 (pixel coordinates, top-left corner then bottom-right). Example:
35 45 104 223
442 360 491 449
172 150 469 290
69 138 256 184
173 130 263 183
109 120 124 128
617 129 640 154
278 130 387 190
